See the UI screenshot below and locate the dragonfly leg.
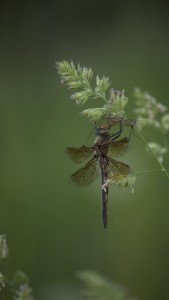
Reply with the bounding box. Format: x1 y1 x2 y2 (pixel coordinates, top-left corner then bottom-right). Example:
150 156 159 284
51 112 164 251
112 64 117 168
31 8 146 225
127 122 135 140
110 118 124 141
110 118 135 142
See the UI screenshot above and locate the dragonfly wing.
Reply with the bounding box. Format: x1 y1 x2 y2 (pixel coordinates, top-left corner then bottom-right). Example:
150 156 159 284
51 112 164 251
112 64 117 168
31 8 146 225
108 137 130 158
71 157 99 186
107 158 135 188
66 146 93 164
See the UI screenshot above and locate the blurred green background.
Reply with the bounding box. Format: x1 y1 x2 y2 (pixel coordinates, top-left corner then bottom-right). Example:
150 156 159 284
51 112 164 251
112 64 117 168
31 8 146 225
1 1 169 299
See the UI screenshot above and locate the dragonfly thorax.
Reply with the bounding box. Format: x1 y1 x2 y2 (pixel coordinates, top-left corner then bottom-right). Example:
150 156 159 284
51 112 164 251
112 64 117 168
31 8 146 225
93 143 109 158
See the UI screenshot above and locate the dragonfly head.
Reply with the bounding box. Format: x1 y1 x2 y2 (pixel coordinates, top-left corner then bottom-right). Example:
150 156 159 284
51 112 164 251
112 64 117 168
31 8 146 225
95 125 110 137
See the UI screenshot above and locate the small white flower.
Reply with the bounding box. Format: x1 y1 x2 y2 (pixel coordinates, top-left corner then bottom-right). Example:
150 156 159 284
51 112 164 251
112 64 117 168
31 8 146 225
0 235 8 259
161 113 169 133
0 273 5 290
156 102 168 113
147 142 167 163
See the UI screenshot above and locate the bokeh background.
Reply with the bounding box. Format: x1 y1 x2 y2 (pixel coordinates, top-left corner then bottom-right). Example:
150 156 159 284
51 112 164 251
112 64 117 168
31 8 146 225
1 1 169 299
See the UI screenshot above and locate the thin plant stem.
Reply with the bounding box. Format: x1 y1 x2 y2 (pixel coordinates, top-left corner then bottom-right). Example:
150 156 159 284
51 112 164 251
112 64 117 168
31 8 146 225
134 126 169 179
136 168 164 176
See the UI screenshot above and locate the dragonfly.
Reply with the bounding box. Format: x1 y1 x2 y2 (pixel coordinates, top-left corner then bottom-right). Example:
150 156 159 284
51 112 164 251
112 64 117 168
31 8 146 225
66 119 136 228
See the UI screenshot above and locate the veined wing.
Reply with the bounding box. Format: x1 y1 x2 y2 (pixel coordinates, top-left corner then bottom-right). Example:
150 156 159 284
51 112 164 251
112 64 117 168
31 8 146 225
66 146 93 164
107 158 135 188
108 137 129 158
71 157 99 186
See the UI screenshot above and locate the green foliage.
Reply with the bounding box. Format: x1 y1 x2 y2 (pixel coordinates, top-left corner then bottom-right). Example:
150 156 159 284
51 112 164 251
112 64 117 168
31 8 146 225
133 87 169 131
56 61 94 104
0 235 35 300
0 235 8 291
77 270 137 300
82 90 128 122
0 272 5 290
56 60 93 91
0 234 8 260
133 88 169 163
1 235 140 300
13 284 34 300
57 60 169 183
56 61 127 120
146 142 167 164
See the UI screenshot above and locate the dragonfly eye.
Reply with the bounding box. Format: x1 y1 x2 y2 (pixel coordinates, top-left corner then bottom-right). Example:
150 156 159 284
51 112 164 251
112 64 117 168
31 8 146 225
96 126 110 136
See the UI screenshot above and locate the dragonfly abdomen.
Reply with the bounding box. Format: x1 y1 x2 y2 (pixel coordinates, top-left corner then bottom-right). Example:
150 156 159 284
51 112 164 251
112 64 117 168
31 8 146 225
100 157 109 229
